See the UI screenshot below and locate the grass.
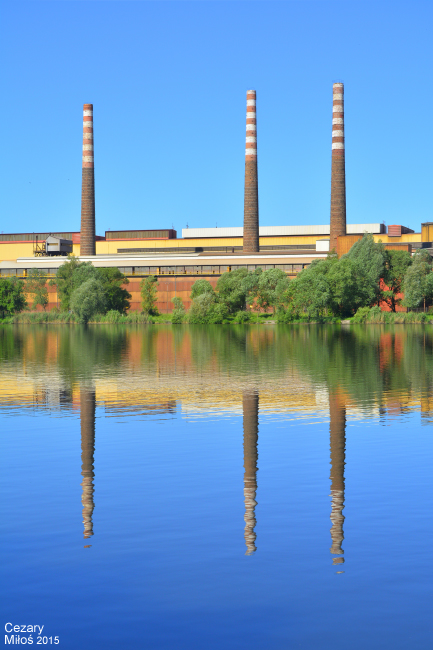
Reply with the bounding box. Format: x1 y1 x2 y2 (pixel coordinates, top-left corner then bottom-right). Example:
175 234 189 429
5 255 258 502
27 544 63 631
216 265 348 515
2 307 432 325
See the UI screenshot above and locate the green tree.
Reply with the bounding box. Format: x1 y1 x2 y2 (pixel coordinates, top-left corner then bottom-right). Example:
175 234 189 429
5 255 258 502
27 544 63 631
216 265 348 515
327 257 363 316
381 249 413 312
255 268 289 314
190 279 215 300
0 277 27 317
403 250 433 311
344 234 386 308
50 255 86 310
51 257 131 314
97 268 131 313
140 275 159 315
26 269 49 310
289 257 335 318
216 268 262 313
70 278 107 324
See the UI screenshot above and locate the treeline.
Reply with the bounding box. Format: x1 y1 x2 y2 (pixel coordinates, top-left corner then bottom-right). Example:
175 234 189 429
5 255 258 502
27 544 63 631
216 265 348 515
162 236 433 323
2 236 433 323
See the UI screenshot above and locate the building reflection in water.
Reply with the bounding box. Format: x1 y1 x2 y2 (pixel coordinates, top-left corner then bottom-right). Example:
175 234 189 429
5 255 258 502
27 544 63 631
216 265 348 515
329 394 346 565
243 391 259 555
80 388 96 544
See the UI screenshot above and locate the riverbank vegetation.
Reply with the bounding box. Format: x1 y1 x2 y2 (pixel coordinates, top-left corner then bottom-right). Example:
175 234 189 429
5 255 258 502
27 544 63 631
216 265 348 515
2 237 433 325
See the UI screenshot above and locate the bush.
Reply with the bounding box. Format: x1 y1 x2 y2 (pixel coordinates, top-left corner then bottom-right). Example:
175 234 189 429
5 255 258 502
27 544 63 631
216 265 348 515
233 310 253 323
171 297 186 324
187 293 228 324
105 309 123 323
352 306 371 323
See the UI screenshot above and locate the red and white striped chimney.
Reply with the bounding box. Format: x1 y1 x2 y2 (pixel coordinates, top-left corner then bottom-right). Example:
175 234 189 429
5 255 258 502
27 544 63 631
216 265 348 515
80 104 95 256
330 83 346 253
243 90 259 253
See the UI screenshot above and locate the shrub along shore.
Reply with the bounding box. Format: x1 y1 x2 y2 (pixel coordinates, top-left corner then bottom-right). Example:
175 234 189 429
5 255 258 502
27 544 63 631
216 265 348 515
1 236 433 325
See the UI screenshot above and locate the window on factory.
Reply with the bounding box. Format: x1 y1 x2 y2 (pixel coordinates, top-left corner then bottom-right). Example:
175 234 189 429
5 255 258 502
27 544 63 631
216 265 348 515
1 269 16 276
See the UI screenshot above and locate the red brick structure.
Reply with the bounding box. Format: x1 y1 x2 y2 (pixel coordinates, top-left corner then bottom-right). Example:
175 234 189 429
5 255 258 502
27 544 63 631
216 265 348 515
243 90 259 253
330 83 346 253
80 104 95 256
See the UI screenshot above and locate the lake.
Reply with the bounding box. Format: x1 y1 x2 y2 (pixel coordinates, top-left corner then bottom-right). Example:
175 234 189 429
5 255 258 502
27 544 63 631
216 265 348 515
1 324 432 649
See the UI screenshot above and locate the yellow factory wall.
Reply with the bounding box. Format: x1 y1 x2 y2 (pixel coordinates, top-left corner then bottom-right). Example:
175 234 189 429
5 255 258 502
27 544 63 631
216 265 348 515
0 241 35 261
372 233 421 244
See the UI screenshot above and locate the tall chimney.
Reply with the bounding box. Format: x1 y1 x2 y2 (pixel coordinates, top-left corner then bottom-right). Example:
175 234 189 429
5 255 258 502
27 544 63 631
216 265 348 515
330 83 346 253
243 90 259 253
80 103 95 256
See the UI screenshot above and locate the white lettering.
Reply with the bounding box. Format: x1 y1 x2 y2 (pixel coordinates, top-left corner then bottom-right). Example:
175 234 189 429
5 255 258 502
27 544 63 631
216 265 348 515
5 624 13 632
5 635 15 644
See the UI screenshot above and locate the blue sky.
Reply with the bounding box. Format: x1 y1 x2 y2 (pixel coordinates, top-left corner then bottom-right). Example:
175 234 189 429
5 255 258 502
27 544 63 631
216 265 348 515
1 0 432 236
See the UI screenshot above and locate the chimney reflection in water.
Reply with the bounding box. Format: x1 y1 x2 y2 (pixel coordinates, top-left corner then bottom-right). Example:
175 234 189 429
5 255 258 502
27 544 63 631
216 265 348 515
243 392 259 555
80 388 96 543
329 394 346 564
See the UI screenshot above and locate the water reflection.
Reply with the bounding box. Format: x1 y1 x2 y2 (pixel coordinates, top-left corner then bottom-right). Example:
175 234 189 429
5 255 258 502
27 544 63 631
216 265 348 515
2 324 433 558
329 393 346 564
80 388 96 544
243 392 259 555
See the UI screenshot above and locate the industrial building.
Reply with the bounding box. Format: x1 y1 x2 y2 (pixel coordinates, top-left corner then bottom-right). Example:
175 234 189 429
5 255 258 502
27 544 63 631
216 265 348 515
0 85 428 312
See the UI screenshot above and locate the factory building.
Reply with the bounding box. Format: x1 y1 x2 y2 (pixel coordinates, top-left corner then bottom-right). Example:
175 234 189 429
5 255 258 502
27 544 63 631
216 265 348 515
0 86 428 312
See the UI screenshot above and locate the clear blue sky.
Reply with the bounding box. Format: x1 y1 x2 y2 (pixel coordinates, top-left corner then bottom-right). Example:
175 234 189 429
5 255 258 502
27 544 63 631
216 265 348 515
1 1 432 236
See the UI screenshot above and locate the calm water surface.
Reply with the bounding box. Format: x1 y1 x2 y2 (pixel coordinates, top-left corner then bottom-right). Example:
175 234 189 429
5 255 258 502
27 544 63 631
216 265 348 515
1 325 432 649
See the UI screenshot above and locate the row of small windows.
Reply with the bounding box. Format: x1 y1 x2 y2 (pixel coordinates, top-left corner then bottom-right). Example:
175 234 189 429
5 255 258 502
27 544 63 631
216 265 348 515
118 264 310 275
0 263 310 278
106 230 174 240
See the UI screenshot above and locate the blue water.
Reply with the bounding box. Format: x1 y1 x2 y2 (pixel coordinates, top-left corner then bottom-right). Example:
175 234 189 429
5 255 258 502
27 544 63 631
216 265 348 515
1 325 432 648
